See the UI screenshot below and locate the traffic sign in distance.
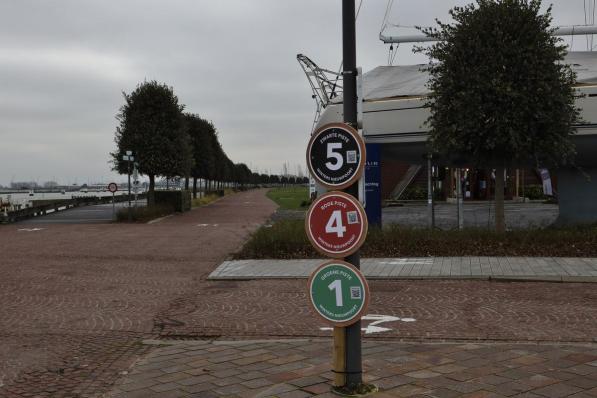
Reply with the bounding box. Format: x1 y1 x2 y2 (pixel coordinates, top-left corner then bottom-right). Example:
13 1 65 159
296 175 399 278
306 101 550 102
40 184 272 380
307 123 366 190
107 182 118 193
308 260 370 327
305 191 368 258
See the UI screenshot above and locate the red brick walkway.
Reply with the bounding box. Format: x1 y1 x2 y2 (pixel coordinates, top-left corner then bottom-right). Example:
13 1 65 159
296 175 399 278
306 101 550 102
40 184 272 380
0 189 276 397
108 339 597 398
156 279 597 343
1 188 596 397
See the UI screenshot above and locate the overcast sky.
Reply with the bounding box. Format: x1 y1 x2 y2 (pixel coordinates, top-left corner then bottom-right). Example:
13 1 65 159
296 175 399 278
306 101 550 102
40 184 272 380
0 0 589 185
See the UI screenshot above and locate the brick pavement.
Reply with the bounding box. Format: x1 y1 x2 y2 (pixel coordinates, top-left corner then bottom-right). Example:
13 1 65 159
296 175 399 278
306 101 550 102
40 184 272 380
0 189 277 397
155 279 597 343
2 188 597 397
108 339 597 398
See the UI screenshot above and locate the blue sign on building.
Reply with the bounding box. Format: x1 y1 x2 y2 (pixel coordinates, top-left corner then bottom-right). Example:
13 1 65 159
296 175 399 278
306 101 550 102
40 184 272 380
365 143 382 227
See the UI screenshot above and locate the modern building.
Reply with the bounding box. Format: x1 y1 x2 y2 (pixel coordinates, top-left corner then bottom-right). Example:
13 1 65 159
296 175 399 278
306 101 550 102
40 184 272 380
301 51 597 225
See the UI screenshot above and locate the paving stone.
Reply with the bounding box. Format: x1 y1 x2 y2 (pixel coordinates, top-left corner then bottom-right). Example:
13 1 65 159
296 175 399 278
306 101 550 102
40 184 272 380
277 390 313 398
431 364 468 374
567 377 597 390
427 388 462 398
241 377 273 389
531 383 584 398
375 375 415 389
386 384 432 397
302 382 331 395
148 381 181 392
405 370 442 379
289 375 327 388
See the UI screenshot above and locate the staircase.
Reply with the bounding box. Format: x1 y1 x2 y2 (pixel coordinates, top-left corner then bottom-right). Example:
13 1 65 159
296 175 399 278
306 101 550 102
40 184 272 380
390 165 422 199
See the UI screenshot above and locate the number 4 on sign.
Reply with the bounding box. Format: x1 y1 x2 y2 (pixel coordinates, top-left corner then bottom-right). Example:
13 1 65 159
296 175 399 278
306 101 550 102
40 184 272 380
325 210 346 237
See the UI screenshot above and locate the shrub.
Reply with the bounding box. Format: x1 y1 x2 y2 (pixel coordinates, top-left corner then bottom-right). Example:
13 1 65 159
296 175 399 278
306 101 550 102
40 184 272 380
400 185 427 200
192 193 220 207
154 190 191 212
234 219 597 258
116 204 175 223
524 185 548 200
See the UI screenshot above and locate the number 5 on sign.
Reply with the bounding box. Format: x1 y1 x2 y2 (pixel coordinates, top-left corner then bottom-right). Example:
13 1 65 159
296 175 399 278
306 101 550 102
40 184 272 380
326 143 344 171
306 123 366 190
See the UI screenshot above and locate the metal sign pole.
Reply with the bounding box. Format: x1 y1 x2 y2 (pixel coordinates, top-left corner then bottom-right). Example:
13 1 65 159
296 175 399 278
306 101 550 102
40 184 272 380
342 0 362 389
112 192 115 220
127 160 132 221
427 154 434 229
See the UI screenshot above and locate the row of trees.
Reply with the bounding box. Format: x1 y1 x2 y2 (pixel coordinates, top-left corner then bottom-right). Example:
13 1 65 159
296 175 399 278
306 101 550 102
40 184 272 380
111 81 290 205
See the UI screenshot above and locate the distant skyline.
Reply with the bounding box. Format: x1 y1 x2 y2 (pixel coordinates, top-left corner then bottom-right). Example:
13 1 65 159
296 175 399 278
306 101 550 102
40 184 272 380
0 1 590 186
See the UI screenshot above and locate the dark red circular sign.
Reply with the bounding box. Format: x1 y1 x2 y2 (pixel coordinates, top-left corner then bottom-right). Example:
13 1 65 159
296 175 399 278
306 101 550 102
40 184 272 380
305 191 368 258
107 182 118 193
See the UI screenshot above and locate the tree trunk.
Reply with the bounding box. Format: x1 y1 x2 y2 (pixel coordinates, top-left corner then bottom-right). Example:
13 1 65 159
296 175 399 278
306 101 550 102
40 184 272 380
148 174 155 207
495 166 506 233
185 176 189 190
204 179 208 196
192 177 198 199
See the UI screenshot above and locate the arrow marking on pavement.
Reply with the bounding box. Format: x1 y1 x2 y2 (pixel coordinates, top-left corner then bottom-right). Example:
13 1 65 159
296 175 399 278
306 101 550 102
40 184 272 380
319 314 416 334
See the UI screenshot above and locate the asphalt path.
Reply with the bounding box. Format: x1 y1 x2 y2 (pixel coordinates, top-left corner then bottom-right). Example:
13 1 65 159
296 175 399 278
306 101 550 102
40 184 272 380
17 200 147 224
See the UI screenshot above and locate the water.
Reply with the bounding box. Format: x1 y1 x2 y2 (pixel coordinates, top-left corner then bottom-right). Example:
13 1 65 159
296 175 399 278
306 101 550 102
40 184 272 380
0 191 132 208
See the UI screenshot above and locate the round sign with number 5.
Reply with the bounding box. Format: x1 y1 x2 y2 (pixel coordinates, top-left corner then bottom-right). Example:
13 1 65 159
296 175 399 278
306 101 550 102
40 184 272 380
308 260 370 326
306 123 366 190
306 191 368 258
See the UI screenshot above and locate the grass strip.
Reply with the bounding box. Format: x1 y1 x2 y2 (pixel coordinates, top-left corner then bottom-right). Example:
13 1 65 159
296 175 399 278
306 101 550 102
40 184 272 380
266 187 310 210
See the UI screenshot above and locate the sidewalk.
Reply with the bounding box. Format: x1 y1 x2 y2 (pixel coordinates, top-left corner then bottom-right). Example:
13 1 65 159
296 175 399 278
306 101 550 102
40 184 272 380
209 257 597 282
108 339 597 398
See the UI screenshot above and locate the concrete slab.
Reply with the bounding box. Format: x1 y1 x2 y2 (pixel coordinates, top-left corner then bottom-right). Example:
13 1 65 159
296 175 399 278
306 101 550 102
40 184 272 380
209 257 597 282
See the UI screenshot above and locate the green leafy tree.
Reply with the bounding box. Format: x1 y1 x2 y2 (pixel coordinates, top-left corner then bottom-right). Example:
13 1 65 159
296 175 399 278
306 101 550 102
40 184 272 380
112 81 191 205
419 0 579 232
185 114 217 198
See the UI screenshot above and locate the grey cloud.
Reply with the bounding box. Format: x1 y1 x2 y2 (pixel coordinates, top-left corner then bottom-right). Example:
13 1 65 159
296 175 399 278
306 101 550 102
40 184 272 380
0 0 590 185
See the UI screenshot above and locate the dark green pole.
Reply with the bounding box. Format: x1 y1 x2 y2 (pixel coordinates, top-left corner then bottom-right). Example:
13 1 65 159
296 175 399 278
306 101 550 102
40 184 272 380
342 0 362 388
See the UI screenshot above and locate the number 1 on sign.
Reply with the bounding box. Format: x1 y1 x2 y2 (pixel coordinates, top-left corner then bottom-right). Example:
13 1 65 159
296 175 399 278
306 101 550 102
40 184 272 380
328 279 343 306
325 210 346 237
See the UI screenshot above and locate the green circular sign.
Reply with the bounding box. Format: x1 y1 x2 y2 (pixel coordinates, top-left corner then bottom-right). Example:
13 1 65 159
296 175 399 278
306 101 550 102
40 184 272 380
308 260 370 327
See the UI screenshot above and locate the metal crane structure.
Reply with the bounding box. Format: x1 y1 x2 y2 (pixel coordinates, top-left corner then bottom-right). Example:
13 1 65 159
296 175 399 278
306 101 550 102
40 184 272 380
296 54 343 133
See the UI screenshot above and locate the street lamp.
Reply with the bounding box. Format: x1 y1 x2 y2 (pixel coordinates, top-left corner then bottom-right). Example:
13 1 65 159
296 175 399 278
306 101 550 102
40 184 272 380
122 150 134 221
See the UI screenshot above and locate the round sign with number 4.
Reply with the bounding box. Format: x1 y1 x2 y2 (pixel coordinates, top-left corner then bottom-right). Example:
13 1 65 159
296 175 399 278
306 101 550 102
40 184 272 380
306 191 368 258
308 260 370 326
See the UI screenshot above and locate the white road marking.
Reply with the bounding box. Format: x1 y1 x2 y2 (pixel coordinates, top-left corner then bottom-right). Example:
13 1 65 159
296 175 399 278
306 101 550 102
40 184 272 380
319 314 416 334
196 224 219 227
17 228 45 232
379 259 433 265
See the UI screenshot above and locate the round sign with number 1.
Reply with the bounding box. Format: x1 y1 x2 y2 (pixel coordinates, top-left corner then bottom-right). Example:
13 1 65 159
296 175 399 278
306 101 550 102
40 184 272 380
308 260 370 327
307 123 366 190
306 191 368 258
